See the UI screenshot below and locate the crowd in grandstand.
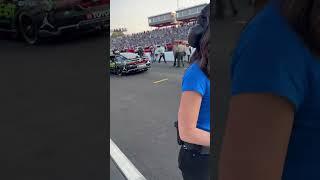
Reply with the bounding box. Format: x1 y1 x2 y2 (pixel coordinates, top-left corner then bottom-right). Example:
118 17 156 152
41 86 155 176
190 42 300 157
110 23 194 51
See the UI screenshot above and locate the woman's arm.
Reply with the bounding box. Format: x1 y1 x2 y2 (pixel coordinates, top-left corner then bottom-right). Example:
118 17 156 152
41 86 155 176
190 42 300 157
178 91 210 147
218 93 295 180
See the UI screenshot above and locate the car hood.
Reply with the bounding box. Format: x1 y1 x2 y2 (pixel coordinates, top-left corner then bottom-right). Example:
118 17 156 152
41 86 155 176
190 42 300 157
124 59 137 64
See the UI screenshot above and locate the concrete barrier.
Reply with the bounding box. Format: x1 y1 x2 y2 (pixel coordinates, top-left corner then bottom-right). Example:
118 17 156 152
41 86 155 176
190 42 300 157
144 52 174 61
121 50 195 62
144 50 195 62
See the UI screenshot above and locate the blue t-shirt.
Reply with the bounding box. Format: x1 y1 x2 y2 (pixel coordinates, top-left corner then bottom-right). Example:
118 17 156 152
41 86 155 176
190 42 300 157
182 63 210 132
232 2 320 180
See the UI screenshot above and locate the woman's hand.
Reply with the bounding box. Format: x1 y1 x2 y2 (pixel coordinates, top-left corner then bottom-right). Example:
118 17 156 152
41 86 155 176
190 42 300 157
178 91 210 147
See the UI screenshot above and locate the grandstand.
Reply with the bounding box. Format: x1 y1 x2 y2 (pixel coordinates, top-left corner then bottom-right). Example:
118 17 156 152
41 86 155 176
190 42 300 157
111 3 207 51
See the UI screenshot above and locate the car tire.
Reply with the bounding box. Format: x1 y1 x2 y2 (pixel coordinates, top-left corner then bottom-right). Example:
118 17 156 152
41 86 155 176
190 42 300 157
18 12 39 45
116 68 123 76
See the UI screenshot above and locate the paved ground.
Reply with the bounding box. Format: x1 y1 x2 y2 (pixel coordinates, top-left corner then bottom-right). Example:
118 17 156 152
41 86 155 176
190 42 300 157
110 62 187 180
110 160 126 180
0 32 107 180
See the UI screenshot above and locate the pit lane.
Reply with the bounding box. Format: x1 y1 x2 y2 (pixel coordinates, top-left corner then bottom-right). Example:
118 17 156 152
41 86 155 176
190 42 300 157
111 62 186 180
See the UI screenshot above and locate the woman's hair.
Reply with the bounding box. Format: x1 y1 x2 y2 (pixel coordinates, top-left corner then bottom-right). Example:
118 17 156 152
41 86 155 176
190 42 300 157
281 0 320 55
190 26 210 77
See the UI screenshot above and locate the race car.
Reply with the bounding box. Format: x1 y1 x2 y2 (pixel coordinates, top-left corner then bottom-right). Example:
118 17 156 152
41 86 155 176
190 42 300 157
0 0 109 44
121 52 149 60
109 53 151 76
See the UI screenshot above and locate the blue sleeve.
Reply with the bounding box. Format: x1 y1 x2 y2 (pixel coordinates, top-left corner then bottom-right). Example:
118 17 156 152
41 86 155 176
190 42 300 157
231 36 308 110
182 68 206 96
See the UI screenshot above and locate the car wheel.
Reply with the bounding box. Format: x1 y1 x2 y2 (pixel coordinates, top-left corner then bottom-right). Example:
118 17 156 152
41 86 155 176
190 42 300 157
18 13 39 45
116 68 123 76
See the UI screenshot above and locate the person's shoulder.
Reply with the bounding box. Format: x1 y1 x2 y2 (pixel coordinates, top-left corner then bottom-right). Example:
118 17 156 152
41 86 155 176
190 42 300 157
234 3 309 65
184 63 208 81
242 4 294 42
182 63 209 95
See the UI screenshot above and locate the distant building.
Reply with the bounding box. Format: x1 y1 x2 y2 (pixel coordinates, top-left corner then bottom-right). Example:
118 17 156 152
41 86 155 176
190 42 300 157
147 3 208 28
148 12 177 28
176 3 208 23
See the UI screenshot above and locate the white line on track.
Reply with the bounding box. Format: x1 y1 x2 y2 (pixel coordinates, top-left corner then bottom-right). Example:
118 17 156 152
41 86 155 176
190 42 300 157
110 139 147 180
153 78 168 84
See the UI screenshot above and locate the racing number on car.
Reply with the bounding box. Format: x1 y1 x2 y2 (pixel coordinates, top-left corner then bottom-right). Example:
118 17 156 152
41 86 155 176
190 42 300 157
0 3 16 18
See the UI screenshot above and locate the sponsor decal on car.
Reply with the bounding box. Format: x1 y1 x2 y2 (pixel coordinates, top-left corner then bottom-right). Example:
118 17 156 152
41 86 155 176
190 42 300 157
86 9 109 20
17 0 37 7
0 3 16 18
40 14 54 29
138 64 146 68
86 13 93 20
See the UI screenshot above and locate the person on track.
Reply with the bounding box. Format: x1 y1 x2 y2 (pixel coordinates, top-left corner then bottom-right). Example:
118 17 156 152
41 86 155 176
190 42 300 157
176 42 185 67
186 44 192 63
173 41 178 67
158 44 167 63
154 45 161 63
137 46 144 57
218 0 320 180
150 45 155 62
177 4 210 180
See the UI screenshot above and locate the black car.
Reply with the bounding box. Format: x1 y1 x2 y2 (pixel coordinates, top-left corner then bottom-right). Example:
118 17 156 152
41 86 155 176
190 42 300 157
109 53 151 75
0 0 109 44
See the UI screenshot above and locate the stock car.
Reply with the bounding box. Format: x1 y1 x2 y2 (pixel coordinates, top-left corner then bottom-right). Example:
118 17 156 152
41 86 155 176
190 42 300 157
0 0 109 44
109 53 151 76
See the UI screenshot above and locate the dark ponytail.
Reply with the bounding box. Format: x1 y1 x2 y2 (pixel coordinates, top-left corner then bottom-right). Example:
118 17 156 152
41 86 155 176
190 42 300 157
190 27 210 77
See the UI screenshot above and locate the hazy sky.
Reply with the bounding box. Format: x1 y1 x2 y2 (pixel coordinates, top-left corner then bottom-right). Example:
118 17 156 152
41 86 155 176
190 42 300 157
111 0 210 34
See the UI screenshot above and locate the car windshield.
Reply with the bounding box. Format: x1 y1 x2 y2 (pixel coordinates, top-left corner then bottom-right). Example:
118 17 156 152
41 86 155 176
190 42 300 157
120 53 139 59
116 55 128 62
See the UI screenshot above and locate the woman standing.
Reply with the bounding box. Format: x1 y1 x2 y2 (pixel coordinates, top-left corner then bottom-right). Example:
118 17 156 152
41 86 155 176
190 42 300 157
177 5 210 180
218 0 320 180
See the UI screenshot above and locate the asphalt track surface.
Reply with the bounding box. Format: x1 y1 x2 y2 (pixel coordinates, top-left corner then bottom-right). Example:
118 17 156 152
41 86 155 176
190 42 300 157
111 159 126 180
110 62 186 180
0 32 107 180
